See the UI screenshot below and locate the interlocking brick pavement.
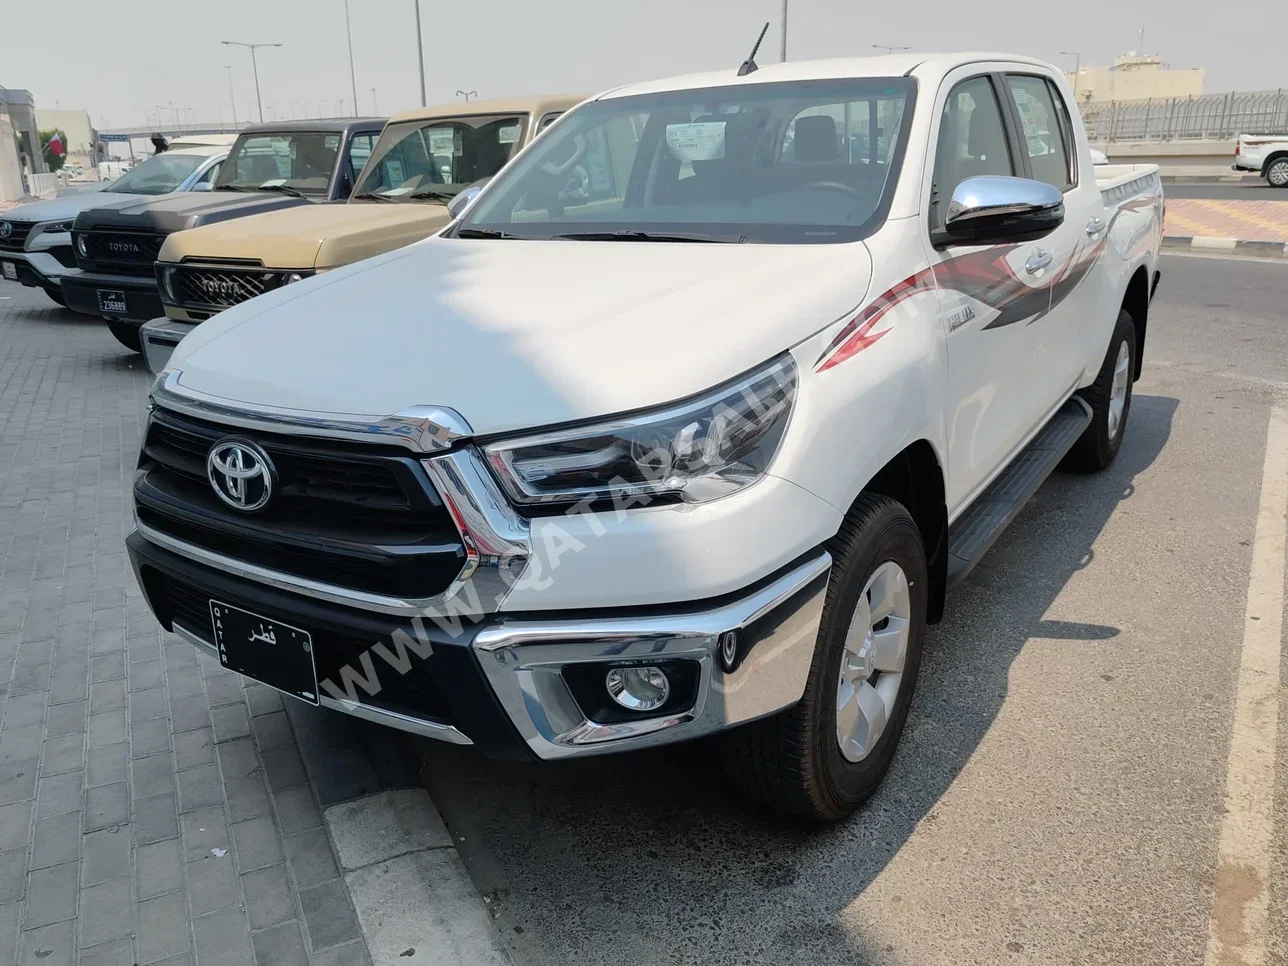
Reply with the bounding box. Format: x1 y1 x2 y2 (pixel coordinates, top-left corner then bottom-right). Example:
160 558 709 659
0 286 372 964
1164 198 1288 242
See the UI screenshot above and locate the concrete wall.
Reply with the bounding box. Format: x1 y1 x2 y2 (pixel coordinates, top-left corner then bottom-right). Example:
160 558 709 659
0 114 26 202
0 87 46 175
1068 54 1204 105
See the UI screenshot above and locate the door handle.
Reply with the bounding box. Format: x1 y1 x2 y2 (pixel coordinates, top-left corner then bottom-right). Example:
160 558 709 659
1025 248 1053 275
1086 217 1105 238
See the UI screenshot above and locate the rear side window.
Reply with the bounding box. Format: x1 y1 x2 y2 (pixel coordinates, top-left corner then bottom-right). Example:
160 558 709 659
348 134 377 178
1005 75 1073 190
930 76 1015 229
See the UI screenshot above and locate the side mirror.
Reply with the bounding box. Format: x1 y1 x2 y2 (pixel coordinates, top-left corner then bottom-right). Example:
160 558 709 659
447 185 482 220
934 176 1064 247
191 181 214 192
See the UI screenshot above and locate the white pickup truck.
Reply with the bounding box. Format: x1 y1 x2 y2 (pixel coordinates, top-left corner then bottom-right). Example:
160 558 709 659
128 52 1163 821
1233 134 1288 186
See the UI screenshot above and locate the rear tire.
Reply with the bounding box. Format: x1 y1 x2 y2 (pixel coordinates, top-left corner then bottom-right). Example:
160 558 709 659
1266 157 1288 188
720 494 927 821
106 320 142 353
42 286 66 307
1064 309 1136 472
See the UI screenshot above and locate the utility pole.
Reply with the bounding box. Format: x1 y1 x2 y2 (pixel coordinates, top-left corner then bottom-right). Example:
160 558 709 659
225 65 238 127
344 0 359 115
780 0 787 61
221 41 282 123
414 0 426 107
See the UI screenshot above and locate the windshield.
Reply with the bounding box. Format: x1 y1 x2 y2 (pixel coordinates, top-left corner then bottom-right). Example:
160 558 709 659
215 132 342 196
352 114 527 201
458 79 914 243
105 154 207 195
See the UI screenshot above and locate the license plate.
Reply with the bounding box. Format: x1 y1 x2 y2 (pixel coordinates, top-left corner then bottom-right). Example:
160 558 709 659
210 601 319 705
97 289 128 315
1 262 15 281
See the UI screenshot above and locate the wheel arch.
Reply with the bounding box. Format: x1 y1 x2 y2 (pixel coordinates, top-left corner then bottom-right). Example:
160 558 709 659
846 439 948 624
1121 265 1151 380
1261 151 1288 179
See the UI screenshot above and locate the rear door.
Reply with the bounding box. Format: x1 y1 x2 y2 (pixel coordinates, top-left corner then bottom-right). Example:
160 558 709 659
922 70 1050 511
999 71 1103 409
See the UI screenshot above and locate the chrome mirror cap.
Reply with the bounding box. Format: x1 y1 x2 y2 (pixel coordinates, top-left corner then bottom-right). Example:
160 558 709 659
448 185 483 220
939 175 1065 247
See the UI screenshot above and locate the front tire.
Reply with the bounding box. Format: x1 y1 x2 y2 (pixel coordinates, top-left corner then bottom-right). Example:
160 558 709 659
1063 309 1136 473
1265 157 1288 188
720 495 928 821
106 320 142 353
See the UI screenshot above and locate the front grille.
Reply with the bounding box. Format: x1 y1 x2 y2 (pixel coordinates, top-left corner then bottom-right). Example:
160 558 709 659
163 264 297 310
135 407 467 599
83 229 165 276
0 220 34 253
141 566 455 725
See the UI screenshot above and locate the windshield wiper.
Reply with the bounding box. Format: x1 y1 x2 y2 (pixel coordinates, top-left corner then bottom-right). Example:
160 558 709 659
213 184 255 192
407 189 457 202
351 191 398 203
455 228 519 239
255 184 306 198
551 230 739 243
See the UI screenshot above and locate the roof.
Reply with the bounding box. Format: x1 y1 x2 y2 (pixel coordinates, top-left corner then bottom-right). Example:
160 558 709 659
239 117 386 135
598 52 1054 99
388 94 587 125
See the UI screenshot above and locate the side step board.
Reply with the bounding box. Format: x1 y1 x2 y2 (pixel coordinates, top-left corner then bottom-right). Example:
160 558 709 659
946 396 1093 588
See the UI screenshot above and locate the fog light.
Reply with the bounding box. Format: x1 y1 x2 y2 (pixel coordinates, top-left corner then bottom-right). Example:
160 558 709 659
284 272 305 284
76 233 87 257
605 666 670 712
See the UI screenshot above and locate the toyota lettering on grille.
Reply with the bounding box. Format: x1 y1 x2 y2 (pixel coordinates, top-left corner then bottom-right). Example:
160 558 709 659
106 240 143 255
200 276 242 298
206 438 276 512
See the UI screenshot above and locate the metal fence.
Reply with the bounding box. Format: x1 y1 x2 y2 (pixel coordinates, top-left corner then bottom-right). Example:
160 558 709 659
1078 90 1288 142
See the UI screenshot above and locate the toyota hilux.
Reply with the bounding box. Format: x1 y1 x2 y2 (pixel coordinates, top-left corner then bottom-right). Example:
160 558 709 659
128 52 1163 820
63 118 384 352
140 95 583 373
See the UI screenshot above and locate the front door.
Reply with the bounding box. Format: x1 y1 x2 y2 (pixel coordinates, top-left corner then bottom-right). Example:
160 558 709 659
923 72 1052 511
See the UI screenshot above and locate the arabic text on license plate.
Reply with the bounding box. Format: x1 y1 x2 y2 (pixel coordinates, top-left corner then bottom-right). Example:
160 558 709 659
210 601 319 705
1 262 16 281
97 289 128 314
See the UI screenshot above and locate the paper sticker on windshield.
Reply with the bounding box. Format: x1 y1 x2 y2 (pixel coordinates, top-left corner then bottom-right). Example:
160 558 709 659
665 122 725 162
428 130 456 155
498 124 520 144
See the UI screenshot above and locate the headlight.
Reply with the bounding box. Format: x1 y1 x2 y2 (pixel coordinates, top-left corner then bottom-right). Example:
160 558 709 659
75 233 88 257
157 265 174 302
483 354 797 509
284 272 306 284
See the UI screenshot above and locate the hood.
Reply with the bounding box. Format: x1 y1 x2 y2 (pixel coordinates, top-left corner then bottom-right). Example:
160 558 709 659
170 236 872 437
1 189 144 226
75 191 315 234
158 202 453 271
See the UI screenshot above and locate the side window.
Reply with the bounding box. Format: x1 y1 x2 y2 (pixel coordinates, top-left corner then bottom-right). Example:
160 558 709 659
347 134 377 179
537 112 563 132
1005 75 1073 190
194 161 222 186
930 76 1015 230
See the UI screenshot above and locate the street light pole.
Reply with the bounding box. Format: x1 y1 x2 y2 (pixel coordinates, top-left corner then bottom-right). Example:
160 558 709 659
456 90 477 101
1060 51 1081 97
225 66 238 128
221 41 282 124
414 0 427 107
344 0 359 116
780 0 787 61
872 44 910 54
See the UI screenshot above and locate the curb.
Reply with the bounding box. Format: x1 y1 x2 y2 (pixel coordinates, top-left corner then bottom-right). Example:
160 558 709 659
1159 173 1263 185
1162 235 1288 259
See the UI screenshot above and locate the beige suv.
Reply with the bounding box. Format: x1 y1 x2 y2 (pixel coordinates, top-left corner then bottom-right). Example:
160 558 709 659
141 94 582 371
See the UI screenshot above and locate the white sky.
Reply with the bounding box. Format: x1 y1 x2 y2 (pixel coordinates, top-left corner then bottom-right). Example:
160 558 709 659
4 0 1283 129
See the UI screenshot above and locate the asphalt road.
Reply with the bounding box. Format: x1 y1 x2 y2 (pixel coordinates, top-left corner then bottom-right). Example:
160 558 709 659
1164 181 1284 200
418 252 1288 966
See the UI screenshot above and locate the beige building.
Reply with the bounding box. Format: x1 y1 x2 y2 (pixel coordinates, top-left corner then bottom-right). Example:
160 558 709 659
34 107 99 172
1068 53 1204 104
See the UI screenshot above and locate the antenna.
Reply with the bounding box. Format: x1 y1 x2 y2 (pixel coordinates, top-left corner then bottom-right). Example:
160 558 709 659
738 22 771 77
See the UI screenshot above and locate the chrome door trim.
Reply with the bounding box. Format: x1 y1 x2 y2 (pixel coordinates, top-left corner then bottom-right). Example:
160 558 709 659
171 623 473 745
152 368 473 454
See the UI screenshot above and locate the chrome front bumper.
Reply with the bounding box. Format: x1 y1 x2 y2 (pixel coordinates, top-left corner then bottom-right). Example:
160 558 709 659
472 552 830 759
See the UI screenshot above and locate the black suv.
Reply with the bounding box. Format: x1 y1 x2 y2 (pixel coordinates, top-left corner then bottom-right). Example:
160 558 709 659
64 118 383 352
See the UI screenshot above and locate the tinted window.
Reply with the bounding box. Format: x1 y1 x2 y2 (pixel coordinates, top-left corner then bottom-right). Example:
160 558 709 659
193 161 222 186
105 154 206 195
348 134 376 178
460 78 914 244
931 76 1015 229
1006 75 1073 190
217 133 342 196
353 114 527 201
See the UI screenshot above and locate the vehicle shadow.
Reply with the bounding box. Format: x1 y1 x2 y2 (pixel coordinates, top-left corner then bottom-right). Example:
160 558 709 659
412 393 1179 966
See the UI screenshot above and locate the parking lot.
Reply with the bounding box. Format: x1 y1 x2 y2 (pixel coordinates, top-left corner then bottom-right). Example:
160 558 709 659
0 249 1286 964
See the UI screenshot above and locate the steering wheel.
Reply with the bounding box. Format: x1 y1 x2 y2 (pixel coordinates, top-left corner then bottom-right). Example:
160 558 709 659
800 180 866 200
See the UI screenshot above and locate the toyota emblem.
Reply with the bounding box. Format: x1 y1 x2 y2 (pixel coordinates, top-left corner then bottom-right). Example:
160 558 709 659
0 223 10 239
207 438 276 512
